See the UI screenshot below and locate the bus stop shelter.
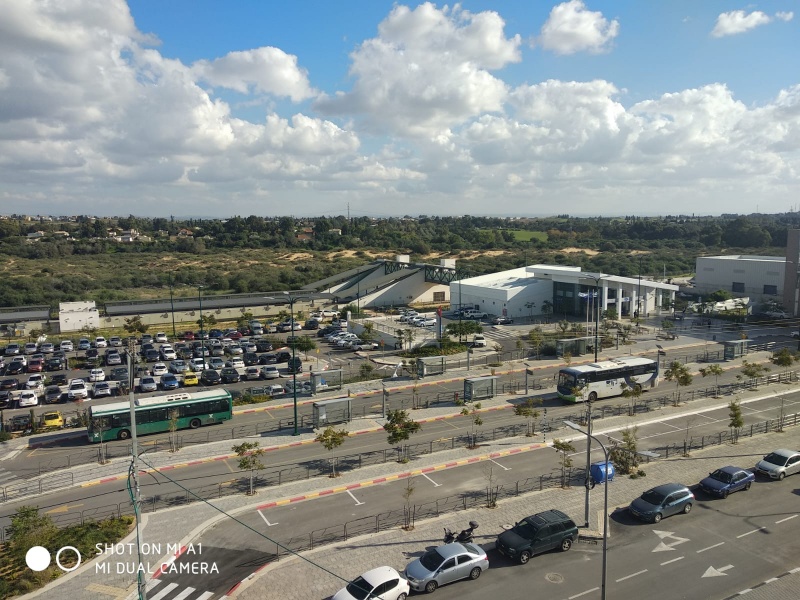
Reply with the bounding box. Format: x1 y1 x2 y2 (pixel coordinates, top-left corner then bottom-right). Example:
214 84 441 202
417 356 446 377
312 398 351 428
463 376 498 401
556 336 593 357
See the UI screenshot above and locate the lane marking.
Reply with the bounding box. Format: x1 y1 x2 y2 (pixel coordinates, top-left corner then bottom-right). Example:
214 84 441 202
346 489 364 505
171 587 196 600
568 587 600 599
148 583 178 600
616 569 648 582
702 564 733 578
195 592 215 600
737 527 768 538
257 510 278 527
420 472 441 487
775 515 798 524
696 542 725 553
488 458 510 471
661 556 684 566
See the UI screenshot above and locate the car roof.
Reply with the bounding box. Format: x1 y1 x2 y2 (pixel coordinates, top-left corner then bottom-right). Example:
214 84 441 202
648 483 689 494
436 542 471 558
359 565 399 585
771 449 800 457
716 465 746 474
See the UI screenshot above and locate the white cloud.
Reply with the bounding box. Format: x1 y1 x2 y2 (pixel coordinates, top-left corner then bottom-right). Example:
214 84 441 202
315 2 521 136
711 10 771 37
775 11 794 22
538 0 619 55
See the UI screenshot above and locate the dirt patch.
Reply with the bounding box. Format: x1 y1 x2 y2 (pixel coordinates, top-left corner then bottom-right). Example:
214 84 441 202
561 247 600 256
629 250 651 256
280 252 314 262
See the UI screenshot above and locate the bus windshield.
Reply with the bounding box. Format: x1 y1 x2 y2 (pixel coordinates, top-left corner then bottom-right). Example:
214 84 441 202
557 371 579 390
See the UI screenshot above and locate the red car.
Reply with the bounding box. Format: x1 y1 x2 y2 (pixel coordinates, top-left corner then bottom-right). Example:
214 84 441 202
228 331 243 340
27 359 44 372
182 331 195 340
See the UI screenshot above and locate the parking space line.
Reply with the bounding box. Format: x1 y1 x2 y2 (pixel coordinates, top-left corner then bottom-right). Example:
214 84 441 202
420 472 441 487
346 489 364 505
661 556 684 566
257 509 278 527
737 527 768 538
658 421 683 431
488 458 510 471
616 569 648 582
696 542 725 553
568 587 599 599
775 515 798 524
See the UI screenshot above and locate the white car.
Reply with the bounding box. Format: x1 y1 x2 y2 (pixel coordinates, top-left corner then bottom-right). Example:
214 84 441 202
266 384 285 396
417 317 436 327
333 566 410 600
109 336 122 347
18 390 39 408
92 381 113 398
190 358 209 372
244 366 261 381
260 365 280 379
88 368 106 382
94 337 108 348
352 341 379 351
155 332 168 343
151 363 168 377
169 360 190 374
160 345 177 360
321 308 339 318
67 379 89 401
26 374 45 390
227 344 244 356
227 357 244 369
60 340 74 352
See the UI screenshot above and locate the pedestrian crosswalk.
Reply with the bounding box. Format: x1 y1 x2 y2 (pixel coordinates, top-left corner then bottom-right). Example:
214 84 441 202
482 326 522 341
145 580 217 600
0 466 20 490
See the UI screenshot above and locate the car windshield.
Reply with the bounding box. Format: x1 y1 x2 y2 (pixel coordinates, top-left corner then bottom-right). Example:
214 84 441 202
709 469 732 483
511 521 538 539
641 490 667 505
344 576 373 600
762 453 788 466
419 548 445 571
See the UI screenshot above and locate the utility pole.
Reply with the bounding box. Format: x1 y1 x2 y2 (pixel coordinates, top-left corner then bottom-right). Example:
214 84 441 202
126 341 146 600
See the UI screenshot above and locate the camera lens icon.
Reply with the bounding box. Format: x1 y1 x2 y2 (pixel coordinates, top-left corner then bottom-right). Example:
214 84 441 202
26 546 82 572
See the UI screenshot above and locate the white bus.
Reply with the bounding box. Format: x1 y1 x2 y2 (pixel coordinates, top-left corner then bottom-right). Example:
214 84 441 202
556 356 659 403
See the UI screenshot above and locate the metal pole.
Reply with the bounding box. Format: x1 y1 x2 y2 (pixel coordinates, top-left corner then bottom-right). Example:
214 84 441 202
291 296 298 435
169 274 177 339
126 341 146 600
198 285 205 341
637 257 642 321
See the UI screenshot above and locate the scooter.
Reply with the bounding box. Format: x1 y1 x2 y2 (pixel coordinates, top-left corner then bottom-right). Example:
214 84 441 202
443 520 479 544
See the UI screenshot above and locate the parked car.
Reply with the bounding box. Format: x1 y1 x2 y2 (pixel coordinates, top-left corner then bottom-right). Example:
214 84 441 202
209 357 225 370
9 414 32 431
110 367 129 381
405 542 488 593
304 319 320 330
169 360 189 374
266 384 285 396
39 342 55 354
243 352 260 366
109 336 122 347
200 369 221 386
226 344 244 356
49 374 68 386
5 361 25 376
94 337 108 348
629 483 694 523
155 332 168 343
244 366 261 381
159 345 177 360
754 449 800 480
40 411 64 428
182 372 199 386
226 357 244 369
0 378 19 391
139 377 158 393
190 358 209 372
275 351 292 363
259 353 278 365
4 343 20 356
26 358 44 373
25 374 45 390
59 340 74 352
333 566 410 600
67 379 89 401
0 390 10 409
286 357 302 374
24 342 38 355
88 368 106 382
220 367 240 384
92 381 113 398
255 340 274 353
18 390 39 408
496 510 578 564
699 466 755 498
105 352 122 366
160 373 180 391
44 385 63 403
260 365 280 379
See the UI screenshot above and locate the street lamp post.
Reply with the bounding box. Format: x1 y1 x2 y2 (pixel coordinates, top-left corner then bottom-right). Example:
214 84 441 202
564 420 609 600
197 285 205 341
283 292 306 435
168 273 177 339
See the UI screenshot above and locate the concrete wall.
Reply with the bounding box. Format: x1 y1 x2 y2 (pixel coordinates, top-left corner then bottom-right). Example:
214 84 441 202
695 256 784 301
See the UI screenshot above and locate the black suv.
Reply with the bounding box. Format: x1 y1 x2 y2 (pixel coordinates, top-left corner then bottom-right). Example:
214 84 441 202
200 369 222 386
275 351 292 363
220 367 240 384
286 357 303 374
496 510 578 564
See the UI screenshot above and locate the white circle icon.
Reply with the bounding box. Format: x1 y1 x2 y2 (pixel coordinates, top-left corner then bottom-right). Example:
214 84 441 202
25 546 51 572
55 546 82 572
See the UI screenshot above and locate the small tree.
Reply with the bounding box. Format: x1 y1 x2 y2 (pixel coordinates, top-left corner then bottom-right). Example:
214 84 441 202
609 426 640 475
90 417 111 463
361 321 376 340
513 398 541 436
661 319 675 336
401 476 416 530
295 335 316 359
699 364 724 397
620 381 642 416
527 328 544 358
316 426 349 477
232 441 266 495
460 402 483 448
384 409 422 461
541 300 553 318
728 400 744 444
359 362 375 379
557 320 570 335
168 409 180 453
562 351 572 366
524 301 536 321
123 315 147 335
664 360 693 405
740 360 770 388
483 463 499 508
618 324 633 344
552 438 576 487
771 348 797 375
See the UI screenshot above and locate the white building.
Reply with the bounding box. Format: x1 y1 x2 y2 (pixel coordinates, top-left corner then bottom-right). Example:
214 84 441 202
695 255 784 303
450 265 678 321
58 301 101 333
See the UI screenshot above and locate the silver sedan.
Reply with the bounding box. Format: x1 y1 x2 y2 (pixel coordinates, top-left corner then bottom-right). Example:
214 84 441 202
405 542 488 594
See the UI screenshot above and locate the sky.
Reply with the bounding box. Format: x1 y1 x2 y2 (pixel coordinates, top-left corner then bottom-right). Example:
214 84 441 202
1 1 798 219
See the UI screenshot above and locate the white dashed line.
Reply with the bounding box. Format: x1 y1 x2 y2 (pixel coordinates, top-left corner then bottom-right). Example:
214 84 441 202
568 588 600 599
616 569 648 582
737 527 768 538
661 556 684 566
697 542 725 553
775 515 798 524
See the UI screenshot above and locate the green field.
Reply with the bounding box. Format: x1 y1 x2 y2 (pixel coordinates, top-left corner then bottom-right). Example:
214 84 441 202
508 230 548 242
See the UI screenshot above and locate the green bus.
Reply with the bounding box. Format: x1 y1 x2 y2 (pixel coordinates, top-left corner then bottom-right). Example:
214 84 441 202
87 389 233 443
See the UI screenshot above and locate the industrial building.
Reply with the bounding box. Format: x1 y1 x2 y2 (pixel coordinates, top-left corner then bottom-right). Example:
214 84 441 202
694 255 784 304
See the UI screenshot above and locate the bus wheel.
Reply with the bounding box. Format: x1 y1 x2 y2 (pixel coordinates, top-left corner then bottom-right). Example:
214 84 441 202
118 429 131 440
588 392 598 402
189 418 201 429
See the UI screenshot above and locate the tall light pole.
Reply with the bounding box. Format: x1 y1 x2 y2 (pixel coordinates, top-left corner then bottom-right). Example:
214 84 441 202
637 256 643 322
168 273 177 339
126 340 146 600
564 420 609 600
197 285 205 341
283 292 307 435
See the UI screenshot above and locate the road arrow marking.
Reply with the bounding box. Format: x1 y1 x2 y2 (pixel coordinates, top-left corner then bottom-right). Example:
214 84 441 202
46 503 84 514
346 489 365 505
651 530 689 552
702 565 734 578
